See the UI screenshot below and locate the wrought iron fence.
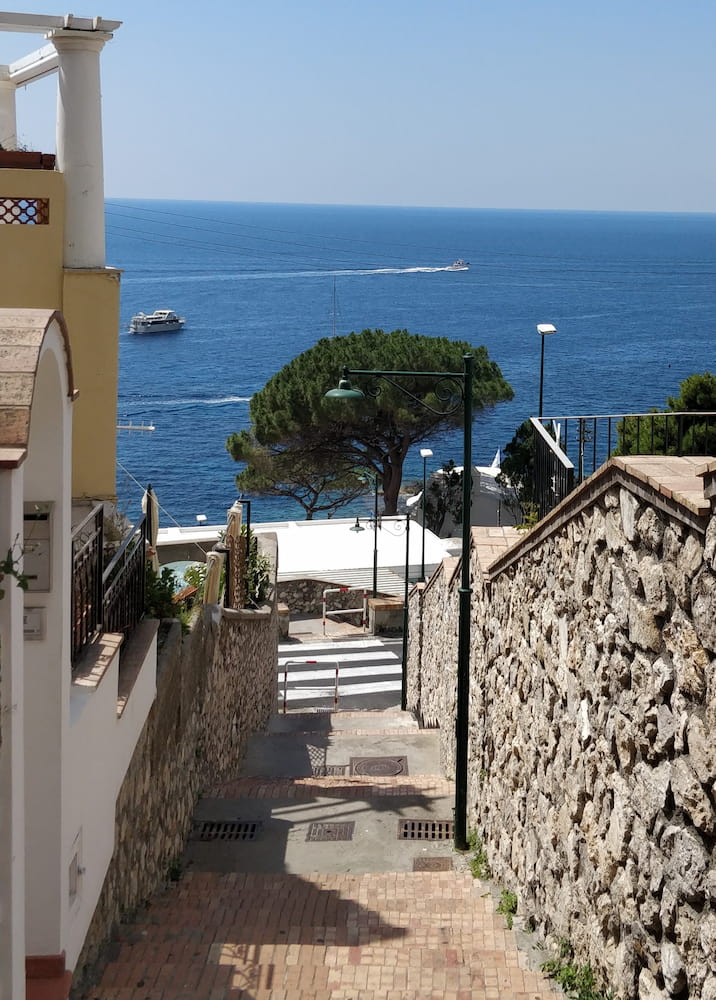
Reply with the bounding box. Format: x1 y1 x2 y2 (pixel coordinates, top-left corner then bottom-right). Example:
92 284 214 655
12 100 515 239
71 504 148 666
532 418 575 519
102 515 147 639
71 503 104 663
535 410 716 515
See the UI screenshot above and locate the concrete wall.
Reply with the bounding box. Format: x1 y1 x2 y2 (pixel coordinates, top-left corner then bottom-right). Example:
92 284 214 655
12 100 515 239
408 460 716 999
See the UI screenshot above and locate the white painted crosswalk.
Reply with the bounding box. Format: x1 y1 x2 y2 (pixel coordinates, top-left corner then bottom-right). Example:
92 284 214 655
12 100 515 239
277 636 403 712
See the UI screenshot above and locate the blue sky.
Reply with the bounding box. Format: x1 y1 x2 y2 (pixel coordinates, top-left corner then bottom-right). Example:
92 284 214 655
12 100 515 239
3 1 715 212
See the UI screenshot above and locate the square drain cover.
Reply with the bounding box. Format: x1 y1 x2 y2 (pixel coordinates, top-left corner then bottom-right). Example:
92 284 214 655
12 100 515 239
312 764 348 777
350 756 409 777
191 820 262 841
398 819 454 841
413 857 453 871
306 821 355 842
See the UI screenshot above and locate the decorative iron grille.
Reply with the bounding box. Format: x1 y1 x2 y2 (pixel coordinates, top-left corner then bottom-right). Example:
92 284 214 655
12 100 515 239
0 197 50 224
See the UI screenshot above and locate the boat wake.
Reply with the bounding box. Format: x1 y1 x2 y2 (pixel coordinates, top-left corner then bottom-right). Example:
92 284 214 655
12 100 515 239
123 266 463 285
122 395 251 409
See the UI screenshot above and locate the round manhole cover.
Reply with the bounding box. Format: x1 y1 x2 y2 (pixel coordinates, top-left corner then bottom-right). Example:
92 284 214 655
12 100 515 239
351 756 407 776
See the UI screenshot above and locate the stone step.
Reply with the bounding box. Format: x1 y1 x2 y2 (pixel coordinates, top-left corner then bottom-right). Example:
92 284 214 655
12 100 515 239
268 710 421 736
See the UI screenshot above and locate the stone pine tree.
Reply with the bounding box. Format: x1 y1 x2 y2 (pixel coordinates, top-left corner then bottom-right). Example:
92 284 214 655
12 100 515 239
227 328 514 516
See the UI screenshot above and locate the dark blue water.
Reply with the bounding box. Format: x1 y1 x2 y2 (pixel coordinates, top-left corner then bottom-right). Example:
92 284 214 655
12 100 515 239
108 201 716 526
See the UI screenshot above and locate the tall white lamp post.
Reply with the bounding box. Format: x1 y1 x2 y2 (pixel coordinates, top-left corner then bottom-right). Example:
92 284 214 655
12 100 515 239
537 324 557 419
419 448 433 579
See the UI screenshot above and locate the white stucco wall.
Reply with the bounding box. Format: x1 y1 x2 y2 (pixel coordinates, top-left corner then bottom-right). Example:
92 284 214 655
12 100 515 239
64 633 157 968
0 467 27 1000
23 329 73 956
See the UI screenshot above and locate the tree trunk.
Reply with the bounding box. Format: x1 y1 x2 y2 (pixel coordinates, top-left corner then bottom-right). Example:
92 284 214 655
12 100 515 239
382 462 403 514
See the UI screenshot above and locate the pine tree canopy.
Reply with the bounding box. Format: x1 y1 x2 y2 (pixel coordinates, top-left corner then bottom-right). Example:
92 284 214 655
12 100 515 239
228 328 513 515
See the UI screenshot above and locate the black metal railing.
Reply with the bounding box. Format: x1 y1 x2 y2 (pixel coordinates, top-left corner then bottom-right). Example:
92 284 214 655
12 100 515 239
532 417 575 519
102 515 147 639
534 410 716 516
71 503 104 663
71 504 148 666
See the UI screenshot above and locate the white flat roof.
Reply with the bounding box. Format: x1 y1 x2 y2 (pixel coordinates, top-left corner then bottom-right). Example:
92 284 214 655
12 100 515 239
158 516 452 577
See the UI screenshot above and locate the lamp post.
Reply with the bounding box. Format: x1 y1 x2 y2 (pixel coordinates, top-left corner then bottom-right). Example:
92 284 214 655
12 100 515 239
325 356 473 851
536 323 557 419
419 448 433 580
368 473 380 599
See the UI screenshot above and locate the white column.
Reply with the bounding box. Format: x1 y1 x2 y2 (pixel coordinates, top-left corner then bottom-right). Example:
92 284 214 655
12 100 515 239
50 30 112 268
0 66 17 149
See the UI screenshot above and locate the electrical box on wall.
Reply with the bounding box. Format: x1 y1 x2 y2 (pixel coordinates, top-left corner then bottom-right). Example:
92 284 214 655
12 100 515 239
23 502 53 592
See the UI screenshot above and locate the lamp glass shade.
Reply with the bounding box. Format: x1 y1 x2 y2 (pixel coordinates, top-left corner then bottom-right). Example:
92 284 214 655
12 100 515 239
325 378 365 400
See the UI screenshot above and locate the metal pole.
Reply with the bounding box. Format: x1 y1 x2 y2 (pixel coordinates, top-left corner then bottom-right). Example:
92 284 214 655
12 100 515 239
401 513 410 712
372 475 379 598
421 457 427 580
539 333 545 419
454 353 473 852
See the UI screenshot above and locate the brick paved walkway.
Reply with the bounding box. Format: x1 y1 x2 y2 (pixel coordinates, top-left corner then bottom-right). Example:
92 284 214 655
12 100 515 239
90 713 561 999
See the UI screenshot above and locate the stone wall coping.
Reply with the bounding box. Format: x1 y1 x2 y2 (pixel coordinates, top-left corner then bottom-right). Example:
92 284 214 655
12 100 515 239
116 619 160 718
472 526 523 578
486 455 712 581
422 555 460 597
368 597 403 610
221 604 273 622
71 632 124 689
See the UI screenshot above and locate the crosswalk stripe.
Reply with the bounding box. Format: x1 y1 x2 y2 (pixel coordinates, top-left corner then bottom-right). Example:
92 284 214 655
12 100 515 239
278 663 402 683
281 679 401 701
279 650 400 667
278 638 388 653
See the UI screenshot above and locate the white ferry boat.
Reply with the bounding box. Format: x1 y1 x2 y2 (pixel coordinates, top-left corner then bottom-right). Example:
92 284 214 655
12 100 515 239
445 259 469 271
129 309 185 334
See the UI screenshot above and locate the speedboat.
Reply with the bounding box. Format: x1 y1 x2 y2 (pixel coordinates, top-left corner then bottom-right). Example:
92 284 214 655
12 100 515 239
446 259 469 271
129 309 185 334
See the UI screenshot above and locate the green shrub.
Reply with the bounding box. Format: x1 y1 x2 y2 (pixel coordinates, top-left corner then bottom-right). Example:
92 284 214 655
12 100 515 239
497 889 517 929
145 564 179 620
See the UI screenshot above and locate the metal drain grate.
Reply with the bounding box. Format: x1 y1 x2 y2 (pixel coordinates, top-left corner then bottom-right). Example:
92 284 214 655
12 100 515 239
398 819 454 841
350 756 409 777
191 820 262 842
312 764 348 777
413 856 453 871
306 821 355 842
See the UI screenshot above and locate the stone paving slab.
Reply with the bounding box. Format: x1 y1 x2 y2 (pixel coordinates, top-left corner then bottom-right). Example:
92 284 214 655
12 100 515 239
239 729 441 779
95 871 562 999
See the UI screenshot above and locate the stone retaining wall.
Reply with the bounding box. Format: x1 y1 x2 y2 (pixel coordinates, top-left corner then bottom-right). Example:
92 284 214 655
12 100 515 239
277 577 373 615
73 536 278 990
408 461 716 999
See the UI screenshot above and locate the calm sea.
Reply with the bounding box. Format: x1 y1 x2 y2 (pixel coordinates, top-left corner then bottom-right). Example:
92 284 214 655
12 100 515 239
107 201 716 527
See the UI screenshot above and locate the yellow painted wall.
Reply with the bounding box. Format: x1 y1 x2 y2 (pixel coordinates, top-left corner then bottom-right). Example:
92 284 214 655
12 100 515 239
0 168 121 499
0 170 64 306
62 269 121 500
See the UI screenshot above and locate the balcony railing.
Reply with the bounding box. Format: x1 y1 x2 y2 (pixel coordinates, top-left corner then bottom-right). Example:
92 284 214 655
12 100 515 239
71 502 147 666
534 411 716 516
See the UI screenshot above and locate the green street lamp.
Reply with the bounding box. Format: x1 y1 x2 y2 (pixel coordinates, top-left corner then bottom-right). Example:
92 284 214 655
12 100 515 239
326 356 474 851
